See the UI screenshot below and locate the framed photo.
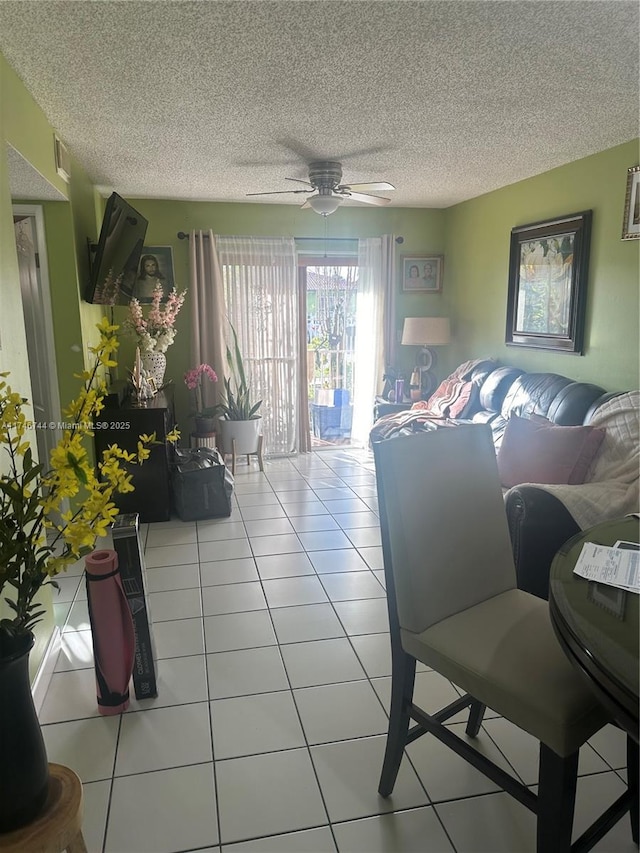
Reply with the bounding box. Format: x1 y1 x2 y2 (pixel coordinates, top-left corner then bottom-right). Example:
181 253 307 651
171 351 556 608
621 165 640 240
133 245 175 303
505 211 592 354
402 255 443 293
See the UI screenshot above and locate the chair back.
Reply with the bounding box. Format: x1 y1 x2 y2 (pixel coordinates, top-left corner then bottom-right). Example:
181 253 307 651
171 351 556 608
373 424 516 634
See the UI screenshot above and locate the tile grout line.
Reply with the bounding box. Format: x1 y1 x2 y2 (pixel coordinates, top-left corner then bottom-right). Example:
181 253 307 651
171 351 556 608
196 512 225 850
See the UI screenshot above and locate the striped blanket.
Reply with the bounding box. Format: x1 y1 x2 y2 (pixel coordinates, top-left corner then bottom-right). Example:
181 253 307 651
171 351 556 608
370 358 491 443
504 390 640 529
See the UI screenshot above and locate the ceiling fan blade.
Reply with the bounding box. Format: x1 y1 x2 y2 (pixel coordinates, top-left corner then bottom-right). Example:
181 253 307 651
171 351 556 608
300 199 312 209
343 191 391 206
285 177 314 187
339 181 395 192
246 189 311 196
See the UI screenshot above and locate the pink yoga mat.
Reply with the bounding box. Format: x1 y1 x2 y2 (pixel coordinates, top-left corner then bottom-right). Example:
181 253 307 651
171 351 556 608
85 549 135 715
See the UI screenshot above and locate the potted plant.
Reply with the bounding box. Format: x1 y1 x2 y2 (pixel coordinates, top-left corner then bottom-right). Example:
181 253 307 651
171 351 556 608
216 325 262 456
0 318 177 832
184 363 218 435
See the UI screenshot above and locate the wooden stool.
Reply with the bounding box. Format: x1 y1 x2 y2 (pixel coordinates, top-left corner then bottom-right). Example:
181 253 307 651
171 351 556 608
190 431 216 450
0 764 87 853
229 434 264 475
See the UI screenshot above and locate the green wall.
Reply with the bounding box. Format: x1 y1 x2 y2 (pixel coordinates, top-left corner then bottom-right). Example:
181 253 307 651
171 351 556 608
115 200 446 430
445 140 640 391
0 54 55 672
1 52 103 674
1 43 639 675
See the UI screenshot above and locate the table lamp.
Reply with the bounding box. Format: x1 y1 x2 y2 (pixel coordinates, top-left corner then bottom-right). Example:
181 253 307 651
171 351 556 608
401 316 451 399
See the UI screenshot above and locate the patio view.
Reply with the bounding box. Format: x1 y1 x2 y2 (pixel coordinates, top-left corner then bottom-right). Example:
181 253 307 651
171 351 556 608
306 264 358 447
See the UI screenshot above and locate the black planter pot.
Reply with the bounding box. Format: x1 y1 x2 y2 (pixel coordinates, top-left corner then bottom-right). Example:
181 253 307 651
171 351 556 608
0 630 50 833
194 415 216 436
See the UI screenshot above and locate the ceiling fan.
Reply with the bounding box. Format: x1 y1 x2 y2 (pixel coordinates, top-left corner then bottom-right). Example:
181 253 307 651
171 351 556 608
246 161 395 215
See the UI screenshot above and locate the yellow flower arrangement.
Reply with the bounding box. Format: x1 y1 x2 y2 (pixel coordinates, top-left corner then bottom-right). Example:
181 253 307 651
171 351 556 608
0 318 179 637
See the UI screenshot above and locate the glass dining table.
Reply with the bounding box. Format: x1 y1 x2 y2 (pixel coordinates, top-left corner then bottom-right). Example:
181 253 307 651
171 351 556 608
549 516 639 744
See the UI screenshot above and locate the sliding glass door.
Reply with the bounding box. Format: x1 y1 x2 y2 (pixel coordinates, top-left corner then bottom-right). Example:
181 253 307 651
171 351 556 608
300 258 359 447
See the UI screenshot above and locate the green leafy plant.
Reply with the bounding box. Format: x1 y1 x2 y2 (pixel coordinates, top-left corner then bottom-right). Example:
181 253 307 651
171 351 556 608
0 318 179 639
216 324 262 421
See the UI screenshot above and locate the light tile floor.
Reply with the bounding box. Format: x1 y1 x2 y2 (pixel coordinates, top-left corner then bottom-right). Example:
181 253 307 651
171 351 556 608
43 449 635 853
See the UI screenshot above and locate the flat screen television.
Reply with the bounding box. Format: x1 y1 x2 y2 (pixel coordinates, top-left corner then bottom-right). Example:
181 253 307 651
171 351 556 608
85 192 148 304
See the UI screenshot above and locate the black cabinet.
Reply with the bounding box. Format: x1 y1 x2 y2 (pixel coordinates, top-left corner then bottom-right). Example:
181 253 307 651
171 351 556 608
93 388 175 523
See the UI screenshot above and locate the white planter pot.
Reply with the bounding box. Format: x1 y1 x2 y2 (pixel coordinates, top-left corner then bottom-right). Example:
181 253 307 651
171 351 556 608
217 417 262 455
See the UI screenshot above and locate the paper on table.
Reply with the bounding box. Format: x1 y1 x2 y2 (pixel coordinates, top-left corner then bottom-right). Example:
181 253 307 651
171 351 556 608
573 543 640 593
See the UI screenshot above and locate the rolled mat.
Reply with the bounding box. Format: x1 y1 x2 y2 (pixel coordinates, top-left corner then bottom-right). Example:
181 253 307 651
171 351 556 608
85 549 135 715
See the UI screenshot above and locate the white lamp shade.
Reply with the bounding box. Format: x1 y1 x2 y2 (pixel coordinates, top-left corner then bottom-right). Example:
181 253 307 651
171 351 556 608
401 316 451 346
308 194 342 216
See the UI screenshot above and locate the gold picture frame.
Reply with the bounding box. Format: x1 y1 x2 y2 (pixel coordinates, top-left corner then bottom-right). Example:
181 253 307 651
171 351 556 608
401 255 443 292
621 165 640 240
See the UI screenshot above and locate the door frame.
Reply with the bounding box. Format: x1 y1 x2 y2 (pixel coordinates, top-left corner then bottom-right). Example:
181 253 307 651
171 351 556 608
12 203 62 459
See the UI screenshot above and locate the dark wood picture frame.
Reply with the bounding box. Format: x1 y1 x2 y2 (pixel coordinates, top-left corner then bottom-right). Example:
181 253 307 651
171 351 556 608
505 210 592 354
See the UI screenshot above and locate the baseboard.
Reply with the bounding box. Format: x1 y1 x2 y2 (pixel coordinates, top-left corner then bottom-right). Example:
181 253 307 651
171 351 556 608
32 626 61 715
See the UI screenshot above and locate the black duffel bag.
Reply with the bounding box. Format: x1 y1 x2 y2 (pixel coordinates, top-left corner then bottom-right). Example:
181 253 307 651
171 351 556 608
171 447 234 520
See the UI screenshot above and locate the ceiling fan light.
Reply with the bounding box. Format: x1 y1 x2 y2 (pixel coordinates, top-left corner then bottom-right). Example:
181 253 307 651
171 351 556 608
308 194 341 216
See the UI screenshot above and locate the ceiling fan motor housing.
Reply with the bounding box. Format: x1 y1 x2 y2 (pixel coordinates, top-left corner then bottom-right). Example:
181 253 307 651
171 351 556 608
309 161 343 191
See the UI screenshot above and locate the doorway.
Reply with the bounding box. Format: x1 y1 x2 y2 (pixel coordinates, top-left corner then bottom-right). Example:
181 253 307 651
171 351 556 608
12 205 61 469
302 258 358 448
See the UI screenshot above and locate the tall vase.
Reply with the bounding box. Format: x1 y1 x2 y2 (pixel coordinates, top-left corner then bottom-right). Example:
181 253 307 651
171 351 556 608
0 630 50 832
141 351 167 387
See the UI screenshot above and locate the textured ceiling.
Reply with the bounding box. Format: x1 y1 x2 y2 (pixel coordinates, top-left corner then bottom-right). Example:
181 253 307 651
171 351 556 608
1 1 638 208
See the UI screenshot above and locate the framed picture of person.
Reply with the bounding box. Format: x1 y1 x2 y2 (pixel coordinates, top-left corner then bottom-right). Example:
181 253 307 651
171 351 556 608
401 255 444 292
133 245 176 302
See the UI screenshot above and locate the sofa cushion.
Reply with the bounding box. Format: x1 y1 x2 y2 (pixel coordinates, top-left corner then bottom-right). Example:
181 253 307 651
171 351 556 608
497 414 605 488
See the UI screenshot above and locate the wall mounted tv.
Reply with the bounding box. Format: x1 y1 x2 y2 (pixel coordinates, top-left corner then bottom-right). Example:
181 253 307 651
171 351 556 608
85 192 149 304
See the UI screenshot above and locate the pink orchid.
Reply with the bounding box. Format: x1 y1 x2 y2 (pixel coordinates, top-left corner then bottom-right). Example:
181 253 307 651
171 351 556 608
184 363 218 415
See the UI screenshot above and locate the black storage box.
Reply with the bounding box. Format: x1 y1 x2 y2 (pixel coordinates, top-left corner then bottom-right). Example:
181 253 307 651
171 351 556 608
172 447 234 520
111 513 158 700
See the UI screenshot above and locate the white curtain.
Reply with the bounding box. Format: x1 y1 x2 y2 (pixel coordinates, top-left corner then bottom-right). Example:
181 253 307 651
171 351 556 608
215 235 298 457
351 236 388 446
381 235 397 373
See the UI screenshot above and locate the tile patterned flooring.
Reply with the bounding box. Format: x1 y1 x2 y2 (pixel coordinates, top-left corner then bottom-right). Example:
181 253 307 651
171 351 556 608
44 449 635 853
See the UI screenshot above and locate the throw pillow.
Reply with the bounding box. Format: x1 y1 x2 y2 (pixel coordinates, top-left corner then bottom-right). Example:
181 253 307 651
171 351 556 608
497 414 606 488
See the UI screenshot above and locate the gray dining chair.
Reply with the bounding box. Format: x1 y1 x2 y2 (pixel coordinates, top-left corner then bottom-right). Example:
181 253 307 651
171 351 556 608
372 423 637 853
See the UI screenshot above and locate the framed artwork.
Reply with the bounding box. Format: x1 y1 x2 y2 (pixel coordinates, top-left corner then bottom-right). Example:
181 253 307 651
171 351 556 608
133 245 175 303
401 255 443 292
505 211 592 354
621 165 640 240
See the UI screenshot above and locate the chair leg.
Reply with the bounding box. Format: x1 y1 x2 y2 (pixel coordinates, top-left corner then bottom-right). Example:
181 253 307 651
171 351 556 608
628 735 639 844
536 744 578 853
378 649 416 798
231 439 236 476
465 700 486 738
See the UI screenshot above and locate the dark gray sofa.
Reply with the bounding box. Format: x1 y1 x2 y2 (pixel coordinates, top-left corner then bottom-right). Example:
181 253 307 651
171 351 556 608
370 360 631 600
